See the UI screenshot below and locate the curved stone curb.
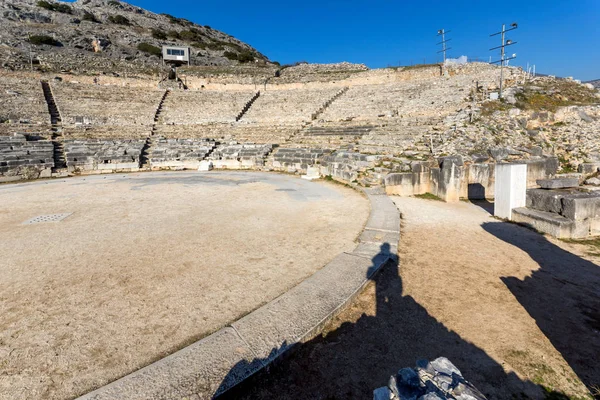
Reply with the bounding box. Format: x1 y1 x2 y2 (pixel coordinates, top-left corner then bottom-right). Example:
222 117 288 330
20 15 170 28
77 187 400 400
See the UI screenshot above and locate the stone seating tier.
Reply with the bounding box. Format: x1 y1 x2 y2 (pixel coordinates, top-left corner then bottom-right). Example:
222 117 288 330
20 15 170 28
318 80 469 123
241 88 339 124
271 148 333 171
52 83 162 127
0 77 50 126
64 139 146 168
210 143 273 161
320 151 379 183
0 134 55 175
62 126 150 139
149 138 216 163
160 90 256 125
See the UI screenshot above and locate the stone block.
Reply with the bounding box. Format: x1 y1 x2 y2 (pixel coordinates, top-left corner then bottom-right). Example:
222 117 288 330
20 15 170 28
495 164 527 220
512 207 580 239
438 155 463 169
561 194 600 220
213 160 242 169
301 166 320 181
385 172 431 197
579 163 600 176
537 177 579 189
526 189 564 214
436 163 463 202
198 161 213 171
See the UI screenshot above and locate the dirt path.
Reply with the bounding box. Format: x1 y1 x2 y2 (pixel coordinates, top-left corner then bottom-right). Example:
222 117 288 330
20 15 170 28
223 197 599 399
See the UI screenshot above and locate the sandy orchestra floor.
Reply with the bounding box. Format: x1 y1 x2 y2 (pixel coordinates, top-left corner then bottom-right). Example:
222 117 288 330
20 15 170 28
0 171 369 400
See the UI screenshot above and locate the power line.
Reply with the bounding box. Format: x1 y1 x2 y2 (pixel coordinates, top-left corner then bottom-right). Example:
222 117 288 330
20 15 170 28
437 29 452 63
489 22 518 98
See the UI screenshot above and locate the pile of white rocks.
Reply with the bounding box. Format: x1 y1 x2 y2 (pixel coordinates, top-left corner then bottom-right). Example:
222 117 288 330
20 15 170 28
373 357 487 400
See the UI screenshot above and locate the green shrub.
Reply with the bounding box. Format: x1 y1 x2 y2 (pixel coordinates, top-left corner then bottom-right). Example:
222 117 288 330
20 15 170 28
107 0 121 6
29 35 61 46
161 13 191 26
206 42 224 51
223 51 238 61
108 14 130 25
37 1 53 10
225 42 244 52
179 30 197 41
167 30 180 39
151 29 167 40
237 50 255 63
191 42 207 49
53 3 72 13
36 0 72 14
82 11 100 23
137 42 161 57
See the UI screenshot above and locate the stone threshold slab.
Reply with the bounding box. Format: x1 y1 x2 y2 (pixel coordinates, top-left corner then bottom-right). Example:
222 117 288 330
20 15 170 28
77 186 400 400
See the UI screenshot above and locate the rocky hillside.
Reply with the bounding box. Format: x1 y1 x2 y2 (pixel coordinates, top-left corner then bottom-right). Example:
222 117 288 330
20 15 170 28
0 0 271 75
586 79 600 89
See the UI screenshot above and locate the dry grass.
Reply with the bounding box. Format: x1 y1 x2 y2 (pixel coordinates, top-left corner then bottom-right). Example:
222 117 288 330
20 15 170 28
480 100 512 116
515 80 599 112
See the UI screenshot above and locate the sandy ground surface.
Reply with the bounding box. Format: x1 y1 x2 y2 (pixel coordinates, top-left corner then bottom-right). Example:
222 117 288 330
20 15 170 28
0 171 369 400
224 197 600 399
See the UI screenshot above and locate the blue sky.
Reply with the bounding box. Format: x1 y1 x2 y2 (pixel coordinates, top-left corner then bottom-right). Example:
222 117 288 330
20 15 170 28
123 0 599 80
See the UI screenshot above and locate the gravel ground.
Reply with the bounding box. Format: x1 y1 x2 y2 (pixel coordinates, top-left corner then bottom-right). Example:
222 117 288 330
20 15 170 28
0 171 369 400
222 197 599 400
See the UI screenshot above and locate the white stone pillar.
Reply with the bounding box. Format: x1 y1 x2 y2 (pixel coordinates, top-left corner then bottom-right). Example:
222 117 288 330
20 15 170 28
494 163 527 220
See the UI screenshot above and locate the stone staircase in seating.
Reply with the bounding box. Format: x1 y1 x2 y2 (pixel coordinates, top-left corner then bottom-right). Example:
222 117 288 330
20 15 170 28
236 91 260 121
141 89 170 168
41 80 67 171
311 87 349 121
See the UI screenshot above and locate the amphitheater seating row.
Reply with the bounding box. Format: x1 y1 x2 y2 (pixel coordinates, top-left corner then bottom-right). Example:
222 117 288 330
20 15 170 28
272 147 333 170
160 90 256 124
64 139 145 170
0 78 49 126
149 138 216 165
240 88 339 124
0 134 54 175
53 83 163 128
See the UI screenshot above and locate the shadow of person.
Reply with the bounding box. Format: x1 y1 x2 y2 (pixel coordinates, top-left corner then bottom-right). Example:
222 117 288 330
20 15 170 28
482 221 600 396
217 242 550 399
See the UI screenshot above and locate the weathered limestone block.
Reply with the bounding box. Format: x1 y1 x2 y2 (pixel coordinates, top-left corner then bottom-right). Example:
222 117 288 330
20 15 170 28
385 171 431 196
512 207 590 239
579 163 600 176
431 159 464 202
537 177 579 189
301 166 320 180
526 189 564 214
561 193 600 221
198 160 213 171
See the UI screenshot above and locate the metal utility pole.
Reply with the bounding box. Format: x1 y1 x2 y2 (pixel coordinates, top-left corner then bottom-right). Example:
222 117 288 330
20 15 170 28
489 22 518 98
437 29 452 63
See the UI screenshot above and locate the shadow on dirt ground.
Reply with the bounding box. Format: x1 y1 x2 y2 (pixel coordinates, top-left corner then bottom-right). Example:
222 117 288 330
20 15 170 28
216 240 589 399
483 222 600 398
